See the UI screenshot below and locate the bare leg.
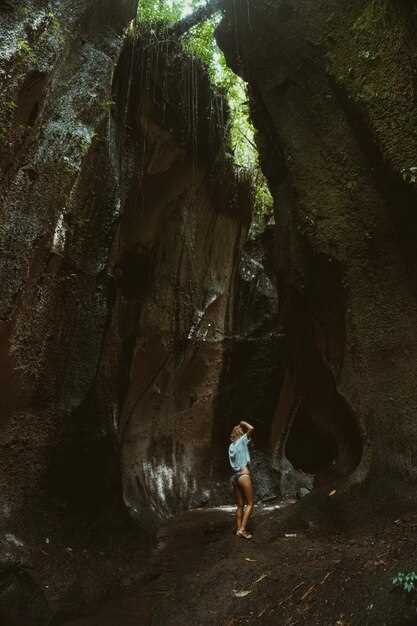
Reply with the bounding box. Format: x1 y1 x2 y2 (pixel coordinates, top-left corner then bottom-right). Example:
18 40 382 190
237 475 254 536
232 480 244 532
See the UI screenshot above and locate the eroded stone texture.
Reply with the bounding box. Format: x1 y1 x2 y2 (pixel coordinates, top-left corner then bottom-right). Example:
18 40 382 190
0 0 137 619
218 0 417 506
92 29 253 521
0 0 137 519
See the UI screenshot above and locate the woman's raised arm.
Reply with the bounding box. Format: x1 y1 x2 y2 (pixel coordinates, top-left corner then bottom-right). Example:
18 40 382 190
239 420 254 437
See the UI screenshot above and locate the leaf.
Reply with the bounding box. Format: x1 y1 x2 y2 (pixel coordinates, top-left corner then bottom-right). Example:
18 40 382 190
233 589 252 598
254 573 268 584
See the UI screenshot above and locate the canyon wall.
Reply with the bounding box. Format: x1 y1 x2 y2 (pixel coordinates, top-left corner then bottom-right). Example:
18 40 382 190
96 29 253 521
0 3 256 621
0 1 138 621
218 0 417 509
0 0 140 530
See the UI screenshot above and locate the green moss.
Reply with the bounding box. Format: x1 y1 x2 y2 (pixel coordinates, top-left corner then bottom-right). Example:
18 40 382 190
16 39 35 62
17 5 29 18
99 99 115 111
352 0 390 32
47 10 65 43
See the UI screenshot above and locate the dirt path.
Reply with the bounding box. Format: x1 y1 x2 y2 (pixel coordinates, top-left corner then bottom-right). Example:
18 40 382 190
65 502 417 626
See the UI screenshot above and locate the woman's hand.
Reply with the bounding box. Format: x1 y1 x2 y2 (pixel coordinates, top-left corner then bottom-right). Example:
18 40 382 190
240 420 254 437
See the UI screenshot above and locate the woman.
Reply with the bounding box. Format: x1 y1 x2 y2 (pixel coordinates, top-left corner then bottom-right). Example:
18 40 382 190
228 420 254 539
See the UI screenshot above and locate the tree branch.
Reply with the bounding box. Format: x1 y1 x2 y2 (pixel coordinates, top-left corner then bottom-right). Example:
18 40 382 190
169 0 225 37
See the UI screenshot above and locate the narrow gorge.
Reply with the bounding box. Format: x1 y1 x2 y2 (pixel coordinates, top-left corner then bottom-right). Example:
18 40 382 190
1 1 417 625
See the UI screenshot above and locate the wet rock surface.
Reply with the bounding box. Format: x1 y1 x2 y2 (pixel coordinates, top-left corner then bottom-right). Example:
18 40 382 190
217 0 417 508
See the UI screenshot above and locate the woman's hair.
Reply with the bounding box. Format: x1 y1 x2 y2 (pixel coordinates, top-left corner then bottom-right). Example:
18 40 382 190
230 424 243 442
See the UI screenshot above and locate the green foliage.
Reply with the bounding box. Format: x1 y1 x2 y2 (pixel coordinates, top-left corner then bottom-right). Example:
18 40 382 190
16 39 34 61
393 571 417 594
182 18 218 79
137 0 184 23
250 170 274 238
47 10 64 41
401 166 417 185
353 0 391 32
99 99 116 112
17 5 29 18
136 0 274 237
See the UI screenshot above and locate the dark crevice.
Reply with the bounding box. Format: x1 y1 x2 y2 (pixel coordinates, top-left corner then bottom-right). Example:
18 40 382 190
281 286 364 483
286 402 337 474
0 70 48 178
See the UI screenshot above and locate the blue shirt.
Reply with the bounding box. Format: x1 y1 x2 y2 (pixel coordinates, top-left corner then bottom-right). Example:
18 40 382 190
229 434 251 471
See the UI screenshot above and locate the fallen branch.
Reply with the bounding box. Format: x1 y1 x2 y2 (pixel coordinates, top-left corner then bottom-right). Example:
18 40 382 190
278 581 305 606
301 583 316 602
320 571 332 585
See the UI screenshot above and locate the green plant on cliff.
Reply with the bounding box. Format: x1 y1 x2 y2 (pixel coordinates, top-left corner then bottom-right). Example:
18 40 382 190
17 5 29 18
353 0 391 31
393 571 417 594
183 18 218 78
46 10 65 43
16 39 34 62
99 98 116 112
138 0 183 23
136 0 274 237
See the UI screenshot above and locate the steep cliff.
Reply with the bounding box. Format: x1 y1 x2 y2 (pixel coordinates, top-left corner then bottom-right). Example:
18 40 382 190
218 0 417 516
0 3 258 620
0 0 137 520
0 1 140 621
93 26 252 522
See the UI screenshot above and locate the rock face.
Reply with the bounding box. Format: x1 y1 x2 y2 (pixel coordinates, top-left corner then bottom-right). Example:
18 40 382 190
0 0 139 619
218 0 417 508
0 0 142 519
0 5 258 618
96 28 252 521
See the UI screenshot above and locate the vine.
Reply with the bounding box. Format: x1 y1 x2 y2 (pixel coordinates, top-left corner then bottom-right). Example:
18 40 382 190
136 0 274 237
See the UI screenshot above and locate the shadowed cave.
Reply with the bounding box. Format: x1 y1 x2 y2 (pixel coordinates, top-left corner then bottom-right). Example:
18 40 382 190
286 404 337 475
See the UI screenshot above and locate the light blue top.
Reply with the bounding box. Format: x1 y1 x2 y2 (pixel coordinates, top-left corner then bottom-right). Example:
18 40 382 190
229 433 251 471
